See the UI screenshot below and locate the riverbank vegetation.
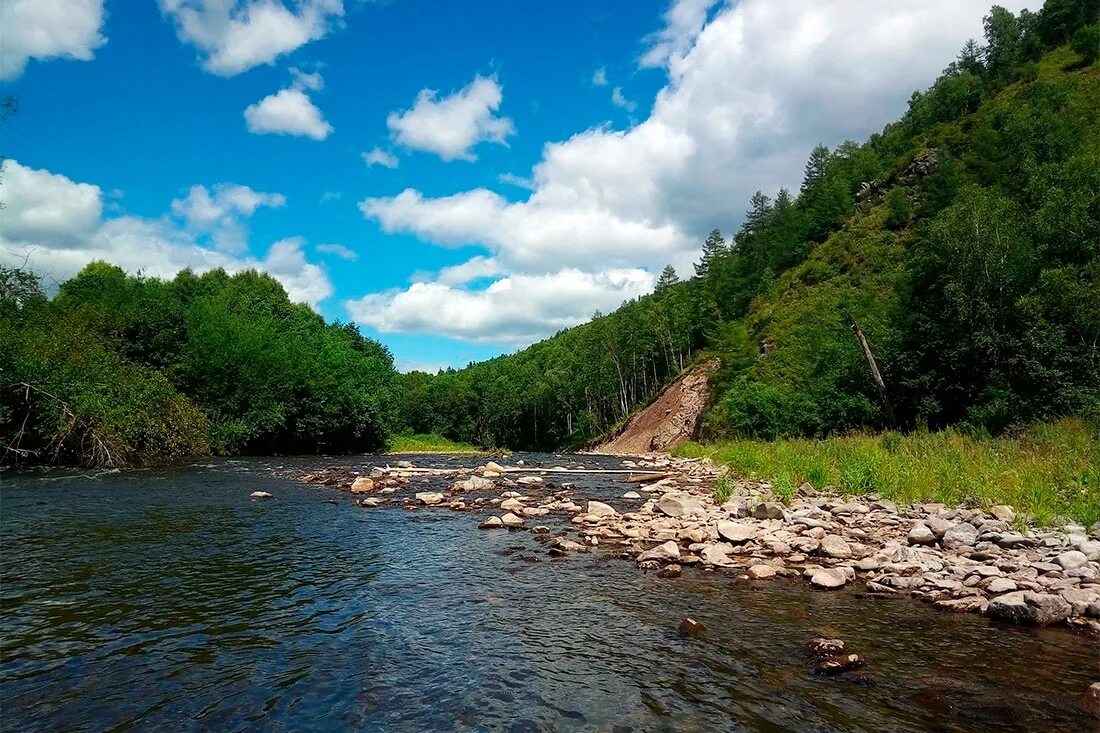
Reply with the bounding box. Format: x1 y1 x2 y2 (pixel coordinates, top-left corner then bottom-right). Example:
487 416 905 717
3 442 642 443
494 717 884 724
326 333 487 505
387 433 484 454
400 2 1099 453
1 264 400 466
676 419 1100 526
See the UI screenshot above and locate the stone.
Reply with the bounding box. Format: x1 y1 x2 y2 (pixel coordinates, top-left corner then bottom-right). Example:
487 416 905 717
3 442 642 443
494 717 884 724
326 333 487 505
587 500 618 517
1079 682 1100 716
657 493 706 518
679 617 705 637
935 596 988 613
1055 550 1088 571
907 523 936 546
350 477 374 493
500 498 524 512
552 538 588 553
500 512 525 528
820 535 853 559
753 501 785 520
989 505 1015 523
996 533 1036 549
747 564 777 580
622 491 642 500
856 557 881 571
379 487 396 495
415 492 445 506
359 497 385 507
516 476 543 485
701 544 736 567
928 515 953 538
638 540 681 563
395 460 414 469
658 564 682 579
484 461 506 473
986 578 1017 594
717 521 754 544
804 638 845 656
454 476 495 492
478 517 503 529
987 591 1072 625
942 522 979 550
1078 540 1100 561
813 654 866 675
810 568 848 589
249 491 273 500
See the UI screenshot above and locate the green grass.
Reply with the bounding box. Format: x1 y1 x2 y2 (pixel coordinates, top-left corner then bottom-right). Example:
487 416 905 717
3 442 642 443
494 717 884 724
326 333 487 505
386 433 484 454
674 418 1100 527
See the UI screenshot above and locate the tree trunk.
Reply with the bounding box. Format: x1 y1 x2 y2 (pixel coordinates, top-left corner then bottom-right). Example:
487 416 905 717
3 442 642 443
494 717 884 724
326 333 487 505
851 318 896 428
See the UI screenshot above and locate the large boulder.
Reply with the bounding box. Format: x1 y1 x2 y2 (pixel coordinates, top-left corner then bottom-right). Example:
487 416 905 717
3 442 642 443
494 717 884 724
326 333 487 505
656 493 706 518
717 521 754 544
987 591 1072 625
638 540 681 563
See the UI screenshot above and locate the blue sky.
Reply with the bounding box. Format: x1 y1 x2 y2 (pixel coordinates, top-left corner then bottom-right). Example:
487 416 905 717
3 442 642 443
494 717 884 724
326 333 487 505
1 0 1029 371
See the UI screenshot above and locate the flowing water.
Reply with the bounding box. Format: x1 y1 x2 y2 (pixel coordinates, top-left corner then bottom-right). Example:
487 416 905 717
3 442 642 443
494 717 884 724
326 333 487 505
1 454 1096 732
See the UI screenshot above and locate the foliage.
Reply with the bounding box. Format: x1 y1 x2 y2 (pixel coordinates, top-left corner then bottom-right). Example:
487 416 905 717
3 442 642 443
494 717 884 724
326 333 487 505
675 418 1100 526
387 433 484 453
1 264 400 466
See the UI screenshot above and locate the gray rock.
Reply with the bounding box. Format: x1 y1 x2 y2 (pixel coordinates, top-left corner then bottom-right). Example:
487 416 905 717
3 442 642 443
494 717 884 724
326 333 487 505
622 491 641 500
987 591 1072 625
928 515 953 538
586 500 618 517
657 493 706 518
986 577 1017 594
942 522 979 550
700 544 736 567
638 540 681 563
820 535 853 559
989 505 1016 523
810 568 848 589
500 512 525 528
996 532 1036 549
753 501 785 520
908 523 937 546
717 520 754 544
415 492 446 506
1055 550 1089 570
478 516 503 528
454 476 495 492
1077 539 1100 561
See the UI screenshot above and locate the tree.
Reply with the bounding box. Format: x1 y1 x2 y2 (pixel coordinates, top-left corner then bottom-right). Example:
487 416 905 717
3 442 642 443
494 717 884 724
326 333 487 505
655 265 679 292
1071 25 1099 65
983 6 1022 84
957 38 984 75
694 229 727 278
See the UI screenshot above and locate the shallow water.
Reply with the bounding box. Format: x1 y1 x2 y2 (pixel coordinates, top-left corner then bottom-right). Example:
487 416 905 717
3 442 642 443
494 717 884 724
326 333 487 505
1 454 1097 732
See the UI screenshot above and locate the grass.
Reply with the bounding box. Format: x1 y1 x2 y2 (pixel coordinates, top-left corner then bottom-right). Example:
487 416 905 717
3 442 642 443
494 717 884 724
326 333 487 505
674 418 1100 527
386 433 484 454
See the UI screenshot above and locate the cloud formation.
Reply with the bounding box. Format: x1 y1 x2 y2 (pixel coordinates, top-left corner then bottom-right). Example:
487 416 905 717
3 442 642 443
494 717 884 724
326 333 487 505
352 0 1029 346
0 160 332 306
362 147 399 168
244 71 333 140
159 0 344 76
386 75 515 161
0 0 106 80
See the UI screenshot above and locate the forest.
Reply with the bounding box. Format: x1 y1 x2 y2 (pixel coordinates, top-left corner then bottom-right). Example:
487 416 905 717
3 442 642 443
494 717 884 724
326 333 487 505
1 0 1097 466
401 1 1099 449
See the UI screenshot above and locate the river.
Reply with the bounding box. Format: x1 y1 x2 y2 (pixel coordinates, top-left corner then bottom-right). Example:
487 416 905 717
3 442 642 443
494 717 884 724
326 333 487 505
1 454 1096 732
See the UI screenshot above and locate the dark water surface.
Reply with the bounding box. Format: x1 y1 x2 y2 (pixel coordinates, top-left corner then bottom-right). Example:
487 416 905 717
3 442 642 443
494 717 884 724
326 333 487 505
2 454 1097 732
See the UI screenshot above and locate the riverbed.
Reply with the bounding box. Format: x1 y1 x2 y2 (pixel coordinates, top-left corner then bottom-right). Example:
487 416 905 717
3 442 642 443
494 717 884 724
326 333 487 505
1 454 1096 731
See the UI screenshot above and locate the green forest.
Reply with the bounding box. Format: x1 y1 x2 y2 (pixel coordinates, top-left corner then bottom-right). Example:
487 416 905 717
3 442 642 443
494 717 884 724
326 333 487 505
2 0 1097 466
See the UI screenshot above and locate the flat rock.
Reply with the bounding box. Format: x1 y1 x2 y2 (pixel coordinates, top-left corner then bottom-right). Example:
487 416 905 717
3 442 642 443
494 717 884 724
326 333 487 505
587 500 618 517
987 591 1072 625
700 544 736 567
986 577 1017 594
638 540 681 563
552 538 588 553
747 564 777 580
717 520 754 544
810 568 848 589
804 638 845 656
942 522 979 550
516 476 543 485
820 535 853 559
249 491 273 500
990 505 1015 522
657 564 682 578
622 491 641 500
996 533 1035 549
500 512 525 528
350 477 374 493
1055 550 1088 571
500 498 525 511
657 493 706 518
415 492 445 506
454 476 495 492
813 654 866 675
358 497 386 507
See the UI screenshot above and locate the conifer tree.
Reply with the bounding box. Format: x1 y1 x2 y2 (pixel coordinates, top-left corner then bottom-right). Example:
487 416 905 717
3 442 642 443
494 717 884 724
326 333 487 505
694 229 727 278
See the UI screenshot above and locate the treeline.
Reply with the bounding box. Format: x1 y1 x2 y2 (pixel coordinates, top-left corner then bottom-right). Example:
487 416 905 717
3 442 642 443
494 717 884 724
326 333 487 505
0 264 400 466
403 0 1100 448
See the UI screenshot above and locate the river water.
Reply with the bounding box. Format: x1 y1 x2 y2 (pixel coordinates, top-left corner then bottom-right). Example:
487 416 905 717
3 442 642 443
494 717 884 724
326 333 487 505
1 454 1096 732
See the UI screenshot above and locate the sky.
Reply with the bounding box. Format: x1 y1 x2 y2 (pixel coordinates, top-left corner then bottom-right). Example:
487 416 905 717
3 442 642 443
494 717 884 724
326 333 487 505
0 0 1031 372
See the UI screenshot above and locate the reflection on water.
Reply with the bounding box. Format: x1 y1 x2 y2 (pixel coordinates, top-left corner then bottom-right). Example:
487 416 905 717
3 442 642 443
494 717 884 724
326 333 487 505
1 455 1096 732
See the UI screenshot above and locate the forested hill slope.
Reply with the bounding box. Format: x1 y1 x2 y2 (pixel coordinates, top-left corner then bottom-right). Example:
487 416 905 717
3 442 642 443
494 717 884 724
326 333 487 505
401 2 1100 450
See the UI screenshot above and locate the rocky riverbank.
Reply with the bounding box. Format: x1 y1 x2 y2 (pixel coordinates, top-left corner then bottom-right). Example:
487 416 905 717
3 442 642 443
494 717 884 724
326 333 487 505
288 454 1100 634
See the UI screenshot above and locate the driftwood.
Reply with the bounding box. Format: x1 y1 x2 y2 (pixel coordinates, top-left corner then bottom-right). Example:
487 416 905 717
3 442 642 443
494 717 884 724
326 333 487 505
373 465 671 477
850 319 896 428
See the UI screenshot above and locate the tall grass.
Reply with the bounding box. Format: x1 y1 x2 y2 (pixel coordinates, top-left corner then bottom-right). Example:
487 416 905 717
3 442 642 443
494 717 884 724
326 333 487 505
674 419 1100 527
387 433 484 454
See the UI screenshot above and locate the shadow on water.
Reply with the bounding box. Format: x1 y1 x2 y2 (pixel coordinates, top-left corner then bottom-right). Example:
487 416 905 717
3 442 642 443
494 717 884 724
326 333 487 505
1 454 1097 732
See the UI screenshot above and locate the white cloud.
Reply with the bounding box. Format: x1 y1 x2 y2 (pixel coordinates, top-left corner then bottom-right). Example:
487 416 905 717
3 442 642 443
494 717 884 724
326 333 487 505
639 0 718 69
498 172 534 190
436 255 499 286
0 0 106 80
387 75 515 161
170 183 285 252
611 86 637 112
0 159 332 306
346 268 653 345
316 242 357 260
159 0 344 76
354 0 1030 345
244 71 333 140
592 66 608 86
362 147 399 168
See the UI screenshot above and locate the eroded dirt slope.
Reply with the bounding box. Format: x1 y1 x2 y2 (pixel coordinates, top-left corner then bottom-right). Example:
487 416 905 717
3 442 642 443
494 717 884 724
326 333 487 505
591 358 719 455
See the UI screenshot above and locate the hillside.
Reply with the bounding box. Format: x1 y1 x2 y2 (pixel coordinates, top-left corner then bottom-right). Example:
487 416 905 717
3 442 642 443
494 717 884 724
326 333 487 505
401 6 1100 450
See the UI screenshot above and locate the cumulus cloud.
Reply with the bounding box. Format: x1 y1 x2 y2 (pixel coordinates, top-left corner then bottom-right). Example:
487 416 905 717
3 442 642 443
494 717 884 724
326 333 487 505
435 255 500 286
170 183 286 252
362 147 398 168
159 0 344 76
316 242 357 260
347 268 653 345
611 86 637 112
0 159 331 306
0 0 106 80
353 0 1029 345
639 0 718 69
387 75 515 161
244 71 333 140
